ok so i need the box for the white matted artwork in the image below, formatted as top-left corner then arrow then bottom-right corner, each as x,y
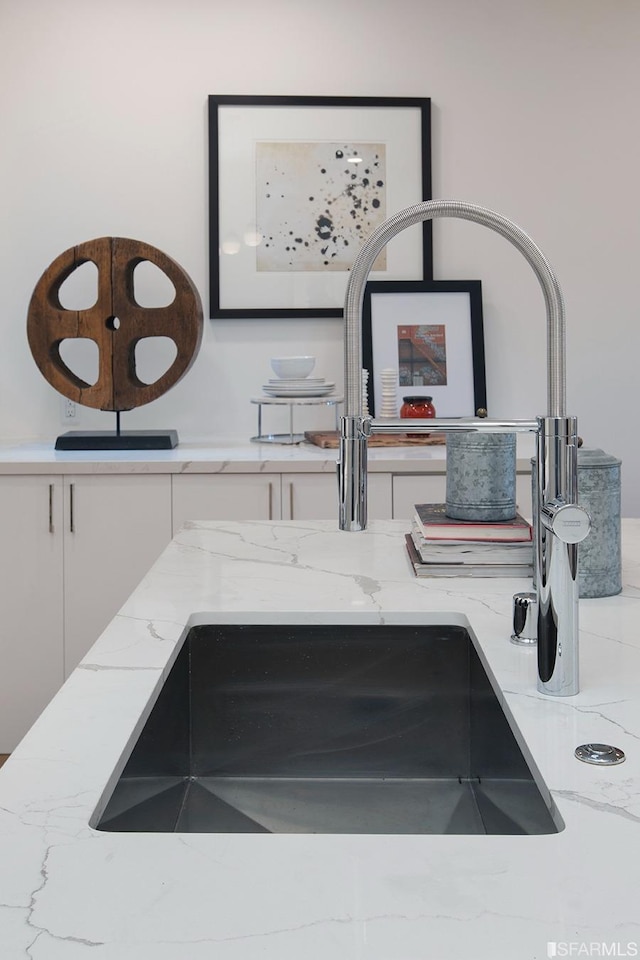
208,96 -> 432,318
256,141 -> 387,272
362,280 -> 487,418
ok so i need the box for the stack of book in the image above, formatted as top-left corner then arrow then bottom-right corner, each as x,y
406,502 -> 534,578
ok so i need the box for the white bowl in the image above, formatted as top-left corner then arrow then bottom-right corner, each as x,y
270,356 -> 316,379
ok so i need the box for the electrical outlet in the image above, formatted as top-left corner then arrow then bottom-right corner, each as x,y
61,397 -> 77,422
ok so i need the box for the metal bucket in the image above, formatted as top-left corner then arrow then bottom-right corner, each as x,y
446,432 -> 517,522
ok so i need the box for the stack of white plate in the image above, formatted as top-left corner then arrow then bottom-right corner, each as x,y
262,377 -> 336,398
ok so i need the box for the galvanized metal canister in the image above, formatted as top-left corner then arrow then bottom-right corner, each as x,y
446,432 -> 517,522
531,446 -> 622,598
576,447 -> 622,597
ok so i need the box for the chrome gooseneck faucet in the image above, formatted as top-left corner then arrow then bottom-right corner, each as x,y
338,200 -> 590,696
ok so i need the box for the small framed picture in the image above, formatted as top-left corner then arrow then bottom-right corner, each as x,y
362,280 -> 487,417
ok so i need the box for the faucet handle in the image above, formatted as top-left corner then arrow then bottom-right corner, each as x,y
540,500 -> 591,544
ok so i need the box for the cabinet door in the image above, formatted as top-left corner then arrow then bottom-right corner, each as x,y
516,470 -> 533,521
282,472 -> 393,520
392,474 -> 447,520
0,476 -> 64,751
171,474 -> 281,535
63,475 -> 172,675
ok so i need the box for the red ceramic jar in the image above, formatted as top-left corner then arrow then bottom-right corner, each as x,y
400,396 -> 436,437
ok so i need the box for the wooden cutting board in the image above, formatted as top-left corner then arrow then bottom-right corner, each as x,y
305,431 -> 446,448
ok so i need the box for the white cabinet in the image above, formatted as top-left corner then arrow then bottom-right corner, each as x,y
0,474 -> 172,750
62,475 -> 172,674
0,476 -> 64,752
172,472 -> 394,527
281,472 -> 393,520
172,474 -> 281,535
515,472 -> 533,521
392,474 -> 447,520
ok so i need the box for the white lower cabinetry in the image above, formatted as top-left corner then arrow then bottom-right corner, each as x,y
281,472 -> 393,520
392,474 -> 448,519
172,474 -> 282,534
0,475 -> 64,752
172,472 -> 394,528
62,475 -> 172,675
0,474 -> 172,750
0,451 -> 533,751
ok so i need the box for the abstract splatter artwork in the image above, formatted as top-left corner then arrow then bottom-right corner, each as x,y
397,324 -> 448,387
256,142 -> 387,272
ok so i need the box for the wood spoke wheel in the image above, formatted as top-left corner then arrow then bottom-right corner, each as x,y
27,237 -> 204,411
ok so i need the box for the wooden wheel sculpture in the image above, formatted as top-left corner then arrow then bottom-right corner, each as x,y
27,236 -> 203,413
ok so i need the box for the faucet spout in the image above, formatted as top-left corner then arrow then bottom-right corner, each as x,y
343,200 -> 566,420
338,200 -> 589,696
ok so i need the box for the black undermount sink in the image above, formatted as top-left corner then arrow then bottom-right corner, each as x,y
95,623 -> 560,836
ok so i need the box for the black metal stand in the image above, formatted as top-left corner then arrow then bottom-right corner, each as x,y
55,412 -> 179,450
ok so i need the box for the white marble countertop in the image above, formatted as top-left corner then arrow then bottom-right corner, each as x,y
0,437 -> 537,475
1,518 -> 639,958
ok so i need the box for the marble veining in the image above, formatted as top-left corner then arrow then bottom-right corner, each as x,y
0,519 -> 639,957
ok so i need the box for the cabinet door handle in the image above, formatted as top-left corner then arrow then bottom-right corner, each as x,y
268,481 -> 273,521
288,481 -> 294,520
69,483 -> 75,533
49,483 -> 54,533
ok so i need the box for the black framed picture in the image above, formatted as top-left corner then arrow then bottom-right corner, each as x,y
362,280 -> 487,418
208,95 -> 432,319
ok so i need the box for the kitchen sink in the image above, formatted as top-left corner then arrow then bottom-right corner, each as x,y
95,623 -> 560,835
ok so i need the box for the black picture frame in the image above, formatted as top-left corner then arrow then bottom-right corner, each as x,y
208,95 -> 432,319
362,280 -> 487,418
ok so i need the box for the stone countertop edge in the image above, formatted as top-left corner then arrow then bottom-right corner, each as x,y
0,438 -> 537,474
0,517 -> 638,959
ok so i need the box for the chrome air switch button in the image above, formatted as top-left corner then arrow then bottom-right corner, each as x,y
511,592 -> 538,645
575,743 -> 626,765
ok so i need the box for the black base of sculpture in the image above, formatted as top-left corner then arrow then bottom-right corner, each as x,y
55,430 -> 179,451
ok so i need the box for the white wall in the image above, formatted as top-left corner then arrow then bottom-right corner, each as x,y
1,0 -> 639,509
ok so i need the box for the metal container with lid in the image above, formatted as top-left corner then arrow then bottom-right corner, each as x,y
576,446 -> 622,598
532,446 -> 621,598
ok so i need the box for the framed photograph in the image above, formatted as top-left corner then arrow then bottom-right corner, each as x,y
362,280 -> 487,418
208,95 -> 432,318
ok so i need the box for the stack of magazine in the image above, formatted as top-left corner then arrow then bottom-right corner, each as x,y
406,502 -> 534,578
